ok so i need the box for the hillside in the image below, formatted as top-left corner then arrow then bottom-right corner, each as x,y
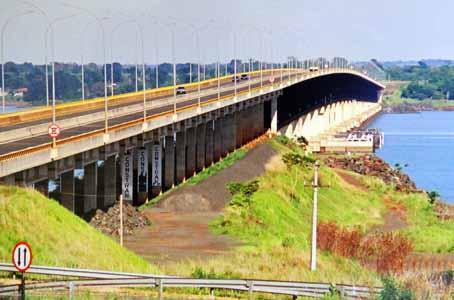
158,137 -> 453,294
0,185 -> 157,273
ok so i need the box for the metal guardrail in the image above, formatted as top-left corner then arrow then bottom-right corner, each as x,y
0,263 -> 381,299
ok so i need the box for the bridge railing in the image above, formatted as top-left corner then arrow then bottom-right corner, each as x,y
0,263 -> 381,299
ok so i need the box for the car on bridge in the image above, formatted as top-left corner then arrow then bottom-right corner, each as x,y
231,76 -> 241,82
309,67 -> 319,72
176,86 -> 186,95
240,74 -> 249,80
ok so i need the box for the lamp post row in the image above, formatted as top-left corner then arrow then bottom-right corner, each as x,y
1,8 -> 331,137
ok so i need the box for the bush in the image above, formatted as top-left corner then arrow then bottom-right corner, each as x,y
379,277 -> 414,300
426,190 -> 440,205
276,135 -> 290,145
317,222 -> 413,274
227,180 -> 259,209
282,152 -> 316,170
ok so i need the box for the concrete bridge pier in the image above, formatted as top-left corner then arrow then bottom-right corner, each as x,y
270,97 -> 278,133
164,132 -> 175,190
103,155 -> 117,208
205,120 -> 214,166
175,129 -> 186,184
60,170 -> 75,212
83,162 -> 98,215
185,126 -> 197,178
196,121 -> 206,172
213,117 -> 223,161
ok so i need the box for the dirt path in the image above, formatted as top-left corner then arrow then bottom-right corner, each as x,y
124,142 -> 278,265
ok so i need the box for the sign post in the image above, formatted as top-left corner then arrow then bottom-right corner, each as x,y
12,242 -> 33,300
48,123 -> 61,138
48,123 -> 61,148
121,151 -> 133,202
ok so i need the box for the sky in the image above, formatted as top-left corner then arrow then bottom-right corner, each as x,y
0,0 -> 453,64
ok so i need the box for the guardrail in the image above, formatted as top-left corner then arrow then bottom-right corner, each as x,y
0,263 -> 381,299
0,68 -> 384,177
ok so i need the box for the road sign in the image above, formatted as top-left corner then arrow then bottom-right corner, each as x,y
48,124 -> 61,138
12,242 -> 33,273
269,76 -> 275,83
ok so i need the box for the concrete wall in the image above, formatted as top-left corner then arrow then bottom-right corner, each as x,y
278,100 -> 382,152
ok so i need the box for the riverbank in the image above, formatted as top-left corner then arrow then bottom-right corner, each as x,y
369,111 -> 454,204
382,89 -> 454,113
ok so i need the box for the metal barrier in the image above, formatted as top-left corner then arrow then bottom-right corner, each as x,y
0,263 -> 381,299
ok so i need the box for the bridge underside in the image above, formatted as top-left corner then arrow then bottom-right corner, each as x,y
276,73 -> 382,127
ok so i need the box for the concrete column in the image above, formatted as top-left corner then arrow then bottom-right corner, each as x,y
34,179 -> 49,197
270,97 -> 278,133
84,162 -> 97,215
235,110 -> 244,149
186,127 -> 196,178
175,131 -> 186,184
104,155 -> 117,207
196,122 -> 206,172
213,117 -> 223,162
205,120 -> 214,166
60,170 -> 75,212
228,113 -> 237,153
220,115 -> 231,156
164,135 -> 175,190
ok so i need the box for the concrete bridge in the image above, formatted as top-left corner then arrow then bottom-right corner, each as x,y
0,67 -> 384,217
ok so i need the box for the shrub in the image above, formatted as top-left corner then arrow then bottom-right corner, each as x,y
282,152 -> 316,170
426,190 -> 440,205
227,180 -> 259,210
359,233 -> 413,274
316,222 -> 413,274
276,135 -> 290,145
379,277 -> 414,300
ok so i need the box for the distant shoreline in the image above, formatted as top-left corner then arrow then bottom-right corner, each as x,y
383,102 -> 454,113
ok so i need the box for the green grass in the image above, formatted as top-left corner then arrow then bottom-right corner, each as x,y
384,89 -> 454,108
361,175 -> 454,254
211,141 -> 385,251
0,185 -> 157,273
140,149 -> 247,210
173,137 -> 454,285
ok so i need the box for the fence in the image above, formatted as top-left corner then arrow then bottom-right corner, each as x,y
0,263 -> 381,299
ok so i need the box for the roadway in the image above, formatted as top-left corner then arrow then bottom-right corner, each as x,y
0,71 -> 296,156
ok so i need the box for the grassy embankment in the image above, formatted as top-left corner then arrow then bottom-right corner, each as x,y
141,148 -> 247,209
384,85 -> 454,108
0,185 -> 157,273
160,137 -> 454,286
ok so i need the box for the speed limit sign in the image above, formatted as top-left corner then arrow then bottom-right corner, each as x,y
48,123 -> 61,138
12,242 -> 33,273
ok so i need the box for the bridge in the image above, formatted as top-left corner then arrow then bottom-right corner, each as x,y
0,66 -> 384,217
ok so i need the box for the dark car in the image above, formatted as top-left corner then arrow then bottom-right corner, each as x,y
240,74 -> 249,80
176,86 -> 186,95
231,76 -> 241,82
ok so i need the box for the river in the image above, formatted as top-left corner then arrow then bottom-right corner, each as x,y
368,111 -> 454,204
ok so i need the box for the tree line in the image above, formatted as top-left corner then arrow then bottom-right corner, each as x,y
387,62 -> 454,100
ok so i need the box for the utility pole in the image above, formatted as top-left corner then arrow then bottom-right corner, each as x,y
310,161 -> 320,271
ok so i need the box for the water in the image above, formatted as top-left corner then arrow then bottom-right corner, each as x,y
368,111 -> 454,203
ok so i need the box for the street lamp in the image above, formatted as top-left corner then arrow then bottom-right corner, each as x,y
19,0 -> 51,107
62,3 -> 109,134
149,15 -> 160,90
110,19 -> 138,97
1,9 -> 35,113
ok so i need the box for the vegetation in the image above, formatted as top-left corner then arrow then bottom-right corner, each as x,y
0,185 -> 156,273
317,222 -> 413,274
141,149 -> 247,210
386,64 -> 454,100
155,137 -> 454,287
0,60 -> 256,105
379,278 -> 414,300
